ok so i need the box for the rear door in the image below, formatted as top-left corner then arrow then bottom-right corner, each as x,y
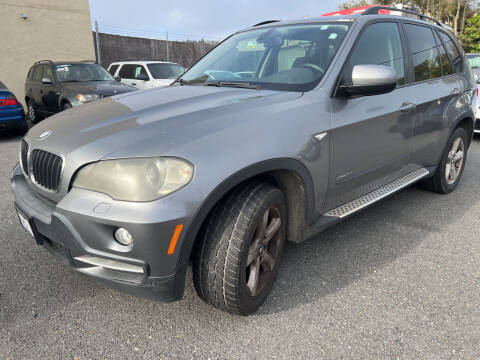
328,21 -> 416,210
403,23 -> 462,166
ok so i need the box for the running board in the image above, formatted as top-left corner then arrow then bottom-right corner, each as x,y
300,167 -> 430,242
325,167 -> 429,219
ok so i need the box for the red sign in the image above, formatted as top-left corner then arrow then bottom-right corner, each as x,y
322,5 -> 390,16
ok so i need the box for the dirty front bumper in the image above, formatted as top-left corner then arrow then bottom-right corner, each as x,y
10,163 -> 189,302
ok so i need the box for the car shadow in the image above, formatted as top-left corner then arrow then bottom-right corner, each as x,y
2,142 -> 480,325
254,157 -> 480,315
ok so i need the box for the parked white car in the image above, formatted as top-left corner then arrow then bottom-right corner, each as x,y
108,61 -> 185,89
466,54 -> 480,132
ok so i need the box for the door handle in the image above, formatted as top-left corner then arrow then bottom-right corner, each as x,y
400,102 -> 416,112
132,83 -> 136,86
451,88 -> 462,96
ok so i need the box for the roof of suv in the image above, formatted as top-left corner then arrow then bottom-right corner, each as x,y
109,61 -> 181,65
32,61 -> 98,67
243,12 -> 449,32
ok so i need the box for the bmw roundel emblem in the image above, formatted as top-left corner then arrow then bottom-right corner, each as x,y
38,130 -> 53,140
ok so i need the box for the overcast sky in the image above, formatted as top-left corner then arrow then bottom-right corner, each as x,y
89,0 -> 344,41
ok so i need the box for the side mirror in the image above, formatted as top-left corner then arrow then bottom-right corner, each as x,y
338,65 -> 397,97
42,77 -> 53,85
136,73 -> 149,81
114,76 -> 121,82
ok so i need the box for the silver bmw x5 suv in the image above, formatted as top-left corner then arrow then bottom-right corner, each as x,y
11,7 -> 476,315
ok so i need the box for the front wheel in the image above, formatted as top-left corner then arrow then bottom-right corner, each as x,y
421,126 -> 468,194
193,182 -> 286,315
62,102 -> 72,111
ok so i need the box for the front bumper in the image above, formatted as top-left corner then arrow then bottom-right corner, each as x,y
11,163 -> 188,302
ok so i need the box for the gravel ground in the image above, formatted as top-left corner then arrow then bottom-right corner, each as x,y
1,132 -> 480,359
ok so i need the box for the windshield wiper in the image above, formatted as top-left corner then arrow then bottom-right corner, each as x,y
204,81 -> 262,90
173,78 -> 191,85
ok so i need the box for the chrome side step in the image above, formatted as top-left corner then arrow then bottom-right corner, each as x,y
324,168 -> 429,219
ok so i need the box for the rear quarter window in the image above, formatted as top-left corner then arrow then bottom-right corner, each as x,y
438,31 -> 463,73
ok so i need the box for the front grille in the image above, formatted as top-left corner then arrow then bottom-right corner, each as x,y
20,139 -> 29,174
30,149 -> 63,191
475,120 -> 480,130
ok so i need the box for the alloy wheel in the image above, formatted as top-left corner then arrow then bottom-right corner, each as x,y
28,104 -> 35,122
246,206 -> 282,297
446,137 -> 464,185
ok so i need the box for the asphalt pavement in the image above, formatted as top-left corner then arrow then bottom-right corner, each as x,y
1,132 -> 480,359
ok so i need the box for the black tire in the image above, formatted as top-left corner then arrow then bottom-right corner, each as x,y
421,126 -> 468,194
27,100 -> 41,124
193,182 -> 287,315
62,102 -> 72,111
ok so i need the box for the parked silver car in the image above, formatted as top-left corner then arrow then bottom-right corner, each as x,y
11,7 -> 476,315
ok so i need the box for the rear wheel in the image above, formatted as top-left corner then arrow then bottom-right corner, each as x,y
27,100 -> 41,124
193,182 -> 286,315
421,126 -> 468,194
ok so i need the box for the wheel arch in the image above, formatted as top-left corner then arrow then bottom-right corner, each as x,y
454,115 -> 474,147
59,97 -> 71,108
177,158 -> 316,269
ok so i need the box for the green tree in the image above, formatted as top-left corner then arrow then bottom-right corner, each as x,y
462,14 -> 480,52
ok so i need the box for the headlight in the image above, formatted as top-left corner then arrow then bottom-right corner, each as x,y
76,94 -> 100,103
72,157 -> 194,201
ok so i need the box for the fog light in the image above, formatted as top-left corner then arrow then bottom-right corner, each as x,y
114,228 -> 133,246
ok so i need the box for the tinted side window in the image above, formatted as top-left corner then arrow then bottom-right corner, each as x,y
33,65 -> 43,82
404,24 -> 441,82
134,65 -> 148,78
109,64 -> 119,76
118,64 -> 147,79
119,64 -> 135,79
439,31 -> 463,73
348,22 -> 405,85
43,65 -> 54,81
435,31 -> 454,76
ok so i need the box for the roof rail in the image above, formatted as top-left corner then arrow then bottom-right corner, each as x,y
253,20 -> 280,27
363,6 -> 443,27
33,60 -> 54,66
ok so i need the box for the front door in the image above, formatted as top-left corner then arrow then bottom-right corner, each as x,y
40,65 -> 61,114
328,21 -> 416,210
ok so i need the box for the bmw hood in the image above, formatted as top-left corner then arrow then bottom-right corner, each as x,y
63,81 -> 135,97
25,85 -> 302,199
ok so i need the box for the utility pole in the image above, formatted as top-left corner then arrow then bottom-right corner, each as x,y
166,31 -> 169,62
95,20 -> 101,65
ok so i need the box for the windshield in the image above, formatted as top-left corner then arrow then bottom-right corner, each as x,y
180,23 -> 350,92
467,55 -> 480,69
147,63 -> 185,79
55,64 -> 114,82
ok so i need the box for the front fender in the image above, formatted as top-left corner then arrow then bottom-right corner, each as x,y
176,158 -> 316,269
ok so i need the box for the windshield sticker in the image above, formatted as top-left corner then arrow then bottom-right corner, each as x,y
247,41 -> 257,49
55,64 -> 72,72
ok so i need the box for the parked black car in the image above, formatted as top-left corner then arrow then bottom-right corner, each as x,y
25,60 -> 136,123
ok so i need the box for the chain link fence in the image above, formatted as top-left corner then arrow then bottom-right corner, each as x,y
93,31 -> 217,69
